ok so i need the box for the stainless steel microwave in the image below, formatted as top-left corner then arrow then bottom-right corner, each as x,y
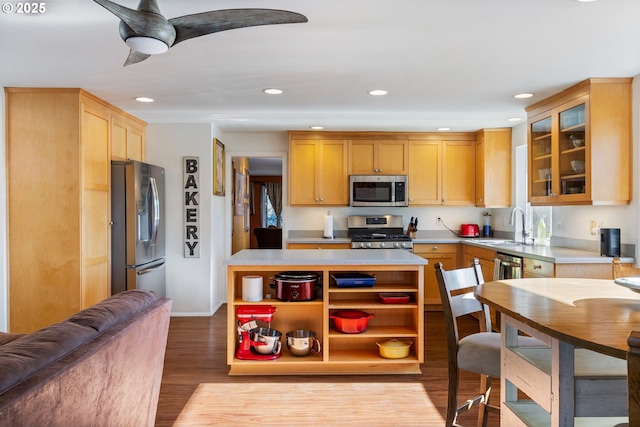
349,175 -> 408,207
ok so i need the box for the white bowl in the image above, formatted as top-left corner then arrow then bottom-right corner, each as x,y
570,160 -> 585,173
571,138 -> 585,148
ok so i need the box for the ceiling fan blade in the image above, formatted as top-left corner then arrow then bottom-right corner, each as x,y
93,0 -> 143,29
94,0 -> 174,40
124,49 -> 152,66
169,9 -> 308,46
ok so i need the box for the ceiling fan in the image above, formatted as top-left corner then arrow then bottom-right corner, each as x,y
93,0 -> 308,66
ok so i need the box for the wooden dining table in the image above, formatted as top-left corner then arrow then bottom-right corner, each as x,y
475,277 -> 640,426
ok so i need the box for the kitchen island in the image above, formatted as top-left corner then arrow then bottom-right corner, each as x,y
224,249 -> 427,375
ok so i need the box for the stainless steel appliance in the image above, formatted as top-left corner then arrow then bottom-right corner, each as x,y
348,215 -> 412,249
111,160 -> 166,297
494,252 -> 522,280
349,175 -> 408,207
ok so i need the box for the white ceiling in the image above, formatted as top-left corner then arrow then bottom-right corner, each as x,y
1,0 -> 639,133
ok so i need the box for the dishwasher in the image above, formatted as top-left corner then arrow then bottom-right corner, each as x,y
494,252 -> 522,280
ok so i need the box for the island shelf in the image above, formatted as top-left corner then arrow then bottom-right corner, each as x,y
225,249 -> 426,375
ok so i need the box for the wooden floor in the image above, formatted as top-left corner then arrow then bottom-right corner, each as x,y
155,306 -> 500,426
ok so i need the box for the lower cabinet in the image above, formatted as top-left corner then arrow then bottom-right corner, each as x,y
226,263 -> 424,375
463,244 -> 499,329
413,243 -> 458,309
525,257 -> 616,279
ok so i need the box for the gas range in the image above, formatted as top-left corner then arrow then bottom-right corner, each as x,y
348,215 -> 413,250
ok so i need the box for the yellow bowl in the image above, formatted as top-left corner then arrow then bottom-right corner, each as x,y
376,339 -> 413,359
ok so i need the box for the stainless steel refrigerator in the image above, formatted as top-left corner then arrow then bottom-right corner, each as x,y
111,160 -> 166,297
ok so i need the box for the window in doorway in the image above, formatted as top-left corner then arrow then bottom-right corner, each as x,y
261,185 -> 281,228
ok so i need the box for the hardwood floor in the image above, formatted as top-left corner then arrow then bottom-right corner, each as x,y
155,306 -> 500,426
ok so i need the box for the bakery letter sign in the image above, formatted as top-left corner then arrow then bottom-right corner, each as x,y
184,157 -> 200,258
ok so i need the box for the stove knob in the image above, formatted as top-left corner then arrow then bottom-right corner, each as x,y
401,242 -> 409,248
380,242 -> 386,248
393,242 -> 401,248
366,242 -> 372,248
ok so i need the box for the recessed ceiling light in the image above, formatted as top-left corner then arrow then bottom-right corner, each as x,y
368,89 -> 388,96
514,93 -> 533,99
310,126 -> 324,130
437,127 -> 450,131
135,97 -> 154,103
576,0 -> 597,2
507,117 -> 523,122
263,88 -> 283,95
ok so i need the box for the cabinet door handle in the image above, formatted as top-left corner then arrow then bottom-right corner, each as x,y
432,246 -> 438,251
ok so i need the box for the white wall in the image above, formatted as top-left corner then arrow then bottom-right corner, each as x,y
146,123 -> 227,315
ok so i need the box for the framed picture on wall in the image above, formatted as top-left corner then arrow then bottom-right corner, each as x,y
244,203 -> 250,231
213,138 -> 225,196
234,170 -> 245,216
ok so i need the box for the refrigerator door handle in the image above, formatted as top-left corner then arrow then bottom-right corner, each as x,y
137,260 -> 166,275
149,176 -> 160,246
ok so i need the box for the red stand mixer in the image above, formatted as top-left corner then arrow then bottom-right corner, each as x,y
236,305 -> 281,360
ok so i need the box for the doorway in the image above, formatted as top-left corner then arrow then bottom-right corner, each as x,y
231,156 -> 283,253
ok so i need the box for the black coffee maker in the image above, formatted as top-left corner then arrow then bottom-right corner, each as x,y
600,228 -> 620,257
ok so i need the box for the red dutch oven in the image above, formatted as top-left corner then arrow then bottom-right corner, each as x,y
330,310 -> 374,334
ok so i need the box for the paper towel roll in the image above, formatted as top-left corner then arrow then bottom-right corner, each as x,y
323,211 -> 334,238
242,276 -> 263,302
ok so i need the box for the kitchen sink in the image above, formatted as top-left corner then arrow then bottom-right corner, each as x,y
476,239 -> 518,245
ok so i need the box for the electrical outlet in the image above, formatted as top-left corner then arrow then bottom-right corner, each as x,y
436,217 -> 442,225
557,220 -> 566,231
589,220 -> 597,235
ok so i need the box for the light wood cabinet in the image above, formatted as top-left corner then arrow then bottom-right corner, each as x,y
5,88 -> 146,333
289,138 -> 348,205
475,128 -> 512,208
462,244 -> 498,328
348,139 -> 408,174
111,111 -> 146,161
413,243 -> 458,309
226,261 -> 424,375
526,78 -> 631,206
408,139 -> 475,205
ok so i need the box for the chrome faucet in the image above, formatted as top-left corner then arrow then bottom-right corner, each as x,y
509,206 -> 531,244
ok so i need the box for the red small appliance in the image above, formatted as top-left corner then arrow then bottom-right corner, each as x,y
460,224 -> 480,237
236,305 -> 281,360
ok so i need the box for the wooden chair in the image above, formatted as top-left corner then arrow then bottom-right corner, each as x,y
613,257 -> 640,279
434,259 -> 540,427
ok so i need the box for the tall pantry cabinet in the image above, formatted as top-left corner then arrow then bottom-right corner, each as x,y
5,88 -> 146,333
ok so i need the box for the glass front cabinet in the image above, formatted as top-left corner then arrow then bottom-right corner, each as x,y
526,78 -> 631,206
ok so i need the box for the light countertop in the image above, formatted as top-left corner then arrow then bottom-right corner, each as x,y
285,236 -> 634,265
224,248 -> 428,266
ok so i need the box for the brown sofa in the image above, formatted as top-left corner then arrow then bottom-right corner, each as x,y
0,289 -> 172,427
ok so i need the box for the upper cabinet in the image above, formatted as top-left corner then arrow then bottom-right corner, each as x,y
348,139 -> 408,174
408,137 -> 476,206
526,78 -> 631,206
111,111 -> 146,162
289,136 -> 349,205
475,128 -> 512,208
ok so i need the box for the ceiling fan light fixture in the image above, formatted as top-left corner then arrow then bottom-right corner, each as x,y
125,36 -> 169,55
